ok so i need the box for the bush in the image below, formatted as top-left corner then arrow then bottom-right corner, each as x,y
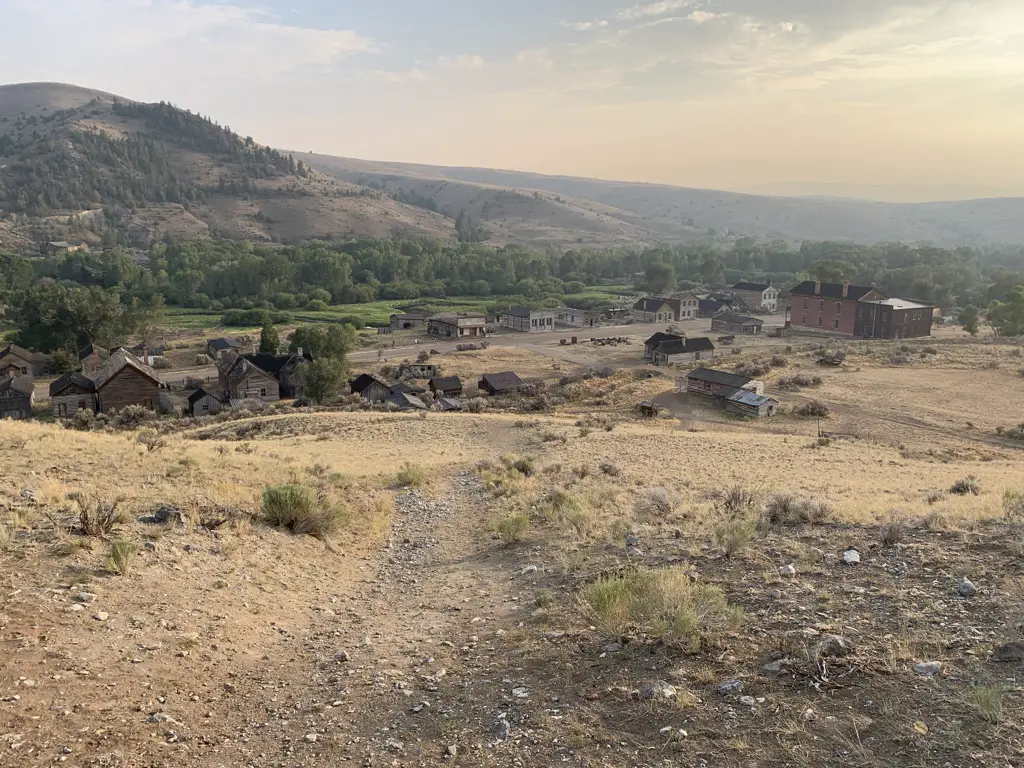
497,512 -> 530,544
70,409 -> 96,431
713,518 -> 756,557
261,484 -> 345,539
636,486 -> 678,518
510,456 -> 536,477
769,355 -> 789,368
879,512 -> 908,547
136,430 -> 167,452
77,496 -> 121,536
777,374 -> 822,390
950,476 -> 980,496
888,354 -> 911,365
466,398 -> 485,413
195,354 -> 211,366
581,568 -> 743,650
714,486 -> 759,517
395,462 -> 428,488
115,404 -> 151,429
760,494 -> 833,527
107,539 -> 139,575
306,299 -> 329,312
1002,490 -> 1024,520
599,462 -> 620,477
795,400 -> 830,418
151,357 -> 171,369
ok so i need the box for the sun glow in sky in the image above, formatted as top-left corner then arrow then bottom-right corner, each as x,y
3,0 -> 1024,200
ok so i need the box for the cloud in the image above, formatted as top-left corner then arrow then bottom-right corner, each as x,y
436,53 -> 485,71
618,0 -> 697,21
516,49 -> 555,69
561,19 -> 610,31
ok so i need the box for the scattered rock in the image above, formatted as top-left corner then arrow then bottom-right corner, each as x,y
304,734 -> 318,743
73,592 -> 97,604
769,588 -> 783,600
992,642 -> 1024,662
815,634 -> 854,658
914,661 -> 942,677
519,565 -> 538,576
761,660 -> 787,675
511,686 -> 529,698
843,585 -> 866,595
67,604 -> 84,613
779,564 -> 796,577
411,701 -> 429,713
639,681 -> 677,701
601,642 -> 622,654
490,715 -> 512,741
148,713 -> 179,724
21,680 -> 36,688
957,576 -> 976,597
93,612 -> 109,622
151,505 -> 184,525
716,680 -> 743,695
334,650 -> 351,663
445,745 -> 458,759
842,549 -> 861,565
739,695 -> 756,707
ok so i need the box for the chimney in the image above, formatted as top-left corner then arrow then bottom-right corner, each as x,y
814,281 -> 821,295
842,280 -> 849,298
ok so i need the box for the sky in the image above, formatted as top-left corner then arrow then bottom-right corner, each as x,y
3,0 -> 1024,201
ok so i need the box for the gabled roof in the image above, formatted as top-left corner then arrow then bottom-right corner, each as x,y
699,298 -> 729,313
656,337 -> 716,356
93,349 -> 161,390
187,387 -> 219,406
479,371 -> 523,392
391,312 -> 427,320
387,392 -> 427,410
686,367 -> 753,388
727,389 -> 778,407
437,397 -> 462,411
633,297 -> 672,313
207,337 -> 242,351
713,311 -> 763,326
0,343 -> 48,364
50,371 -> 96,397
0,376 -> 34,397
733,281 -> 772,293
789,281 -> 882,300
501,306 -> 534,318
430,312 -> 486,324
644,332 -> 683,348
350,373 -> 391,393
241,352 -> 311,376
390,381 -> 426,396
78,343 -> 109,361
430,375 -> 463,392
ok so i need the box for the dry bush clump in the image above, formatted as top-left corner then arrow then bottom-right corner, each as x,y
77,496 -> 123,536
136,430 -> 167,452
115,404 -> 151,429
497,512 -> 530,545
1004,490 -> 1024,521
107,539 -> 139,575
635,486 -> 678,519
777,374 -> 823,390
760,494 -> 833,527
712,486 -> 759,518
395,462 -> 428,488
795,400 -> 830,418
879,512 -> 908,547
261,484 -> 346,539
713,518 -> 757,557
599,461 -> 620,477
581,568 -> 743,651
505,455 -> 536,477
950,476 -> 981,496
967,684 -> 1004,724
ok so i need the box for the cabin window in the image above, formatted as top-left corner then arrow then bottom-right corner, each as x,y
20,366 -> 27,375
203,403 -> 210,412
817,317 -> 823,328
833,318 -> 840,329
802,314 -> 807,324
58,403 -> 67,416
260,388 -> 267,397
836,302 -> 842,314
803,298 -> 808,309
819,300 -> 825,311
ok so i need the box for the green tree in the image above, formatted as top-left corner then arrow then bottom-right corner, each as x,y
958,304 -> 979,336
288,324 -> 355,361
987,286 -> 1024,337
644,262 -> 676,294
299,357 -> 346,404
259,322 -> 280,354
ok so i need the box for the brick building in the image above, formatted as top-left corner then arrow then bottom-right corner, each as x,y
788,281 -> 885,334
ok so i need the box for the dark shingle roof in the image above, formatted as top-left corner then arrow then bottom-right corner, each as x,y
93,349 -> 160,389
479,371 -> 523,392
437,397 -> 462,411
187,388 -> 218,407
50,371 -> 96,397
78,343 -> 109,361
789,281 -> 881,300
430,376 -> 462,392
732,282 -> 772,293
656,337 -> 716,356
634,297 -> 672,313
713,311 -> 763,326
350,373 -> 390,393
0,376 -> 34,397
699,298 -> 730,314
387,392 -> 427,410
390,381 -> 426,396
241,352 -> 311,376
502,306 -> 533,318
208,337 -> 242,351
644,332 -> 683,348
687,368 -> 753,388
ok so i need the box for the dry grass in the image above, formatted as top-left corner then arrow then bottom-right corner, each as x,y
395,462 -> 429,488
496,512 -> 530,545
967,684 -> 1004,724
106,539 -> 139,575
261,484 -> 347,539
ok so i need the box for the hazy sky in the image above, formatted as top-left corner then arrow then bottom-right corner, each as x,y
3,0 -> 1024,200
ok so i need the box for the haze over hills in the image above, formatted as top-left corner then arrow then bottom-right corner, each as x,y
0,82 -> 453,250
1,82 -> 1023,251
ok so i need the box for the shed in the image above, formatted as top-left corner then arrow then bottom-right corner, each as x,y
685,367 -> 764,398
479,371 -> 523,396
93,349 -> 162,413
429,375 -> 463,397
436,397 -> 463,412
390,313 -> 427,331
50,371 -> 98,417
387,392 -> 427,411
78,343 -> 110,375
207,337 -> 242,359
390,381 -> 427,396
188,387 -> 224,417
652,337 -> 715,366
398,362 -> 440,380
350,373 -> 393,403
0,376 -> 34,419
643,332 -> 682,360
711,312 -> 763,335
725,389 -> 779,419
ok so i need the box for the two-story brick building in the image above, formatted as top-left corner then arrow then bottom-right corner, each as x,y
854,298 -> 935,339
788,281 -> 886,335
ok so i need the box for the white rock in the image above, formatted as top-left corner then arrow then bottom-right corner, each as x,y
93,612 -> 109,622
639,681 -> 677,700
957,576 -> 976,597
511,686 -> 528,698
739,695 -> 756,707
842,549 -> 861,565
304,733 -> 318,743
779,564 -> 796,577
914,661 -> 942,677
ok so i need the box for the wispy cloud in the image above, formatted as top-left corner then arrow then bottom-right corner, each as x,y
618,0 -> 697,21
437,53 -> 485,71
561,19 -> 610,31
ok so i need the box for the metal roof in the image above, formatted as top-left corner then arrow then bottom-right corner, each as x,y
686,367 -> 753,388
726,389 -> 777,407
860,298 -> 932,310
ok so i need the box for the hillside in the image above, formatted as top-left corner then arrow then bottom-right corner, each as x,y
307,155 -> 1024,247
0,83 -> 454,250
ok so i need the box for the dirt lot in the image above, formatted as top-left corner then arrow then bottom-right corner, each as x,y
2,337 -> 1022,767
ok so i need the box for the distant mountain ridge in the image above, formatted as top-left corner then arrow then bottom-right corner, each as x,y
304,155 -> 1024,247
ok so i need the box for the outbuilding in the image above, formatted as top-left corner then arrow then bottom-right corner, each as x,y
724,389 -> 778,419
711,312 -> 764,335
652,337 -> 716,366
350,373 -> 393,403
50,371 -> 98,418
188,387 -> 224,417
478,371 -> 523,396
0,376 -> 34,419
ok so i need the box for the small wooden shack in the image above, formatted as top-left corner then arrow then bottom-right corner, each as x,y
387,392 -> 428,411
0,376 -> 34,419
399,362 -> 440,380
652,337 -> 716,366
643,332 -> 682,360
479,371 -> 523,396
350,373 -> 392,403
685,368 -> 764,398
50,371 -> 98,417
711,311 -> 763,335
188,387 -> 224,417
725,389 -> 778,419
94,350 -> 162,413
429,376 -> 463,397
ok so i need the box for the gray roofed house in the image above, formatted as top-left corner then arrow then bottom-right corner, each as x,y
498,306 -> 555,333
429,375 -> 463,396
436,397 -> 463,412
643,332 -> 682,359
187,387 -> 224,417
50,371 -> 98,418
207,337 -> 243,359
652,337 -> 716,366
0,375 -> 34,420
711,311 -> 764,334
387,391 -> 427,410
478,371 -> 523,395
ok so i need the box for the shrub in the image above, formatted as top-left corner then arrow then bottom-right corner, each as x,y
599,462 -> 620,477
261,484 -> 345,539
777,374 -> 823,390
1003,490 -> 1024,521
879,512 -> 908,547
510,456 -> 536,477
950,476 -> 981,496
967,684 -> 1004,724
77,497 -> 121,536
497,512 -> 530,544
151,357 -> 171,369
136,430 -> 167,452
770,355 -> 789,368
795,400 -> 830,418
581,568 -> 743,650
636,486 -> 678,518
922,346 -> 938,355
306,299 -> 329,311
395,462 -> 428,488
195,354 -> 210,366
888,354 -> 911,365
761,494 -> 832,527
466,398 -> 485,413
715,486 -> 759,517
71,409 -> 96,431
115,404 -> 151,429
107,539 -> 139,575
713,518 -> 756,557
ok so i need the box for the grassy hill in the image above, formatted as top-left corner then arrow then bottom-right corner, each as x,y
307,155 -> 1024,247
0,83 -> 454,250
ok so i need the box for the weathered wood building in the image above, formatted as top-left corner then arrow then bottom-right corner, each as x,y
685,368 -> 765,398
632,298 -> 676,323
207,337 -> 243,360
350,373 -> 392,403
711,312 -> 764,335
390,313 -> 427,331
0,344 -> 53,380
427,312 -> 487,338
643,332 -> 682,360
94,350 -> 163,413
219,356 -> 280,402
724,389 -> 779,419
479,371 -> 523,396
429,376 -> 463,397
399,362 -> 440,380
78,344 -> 110,375
498,307 -> 556,333
188,388 -> 224,417
731,281 -> 780,313
552,307 -> 598,327
50,372 -> 98,417
0,376 -> 34,419
652,337 -> 715,366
